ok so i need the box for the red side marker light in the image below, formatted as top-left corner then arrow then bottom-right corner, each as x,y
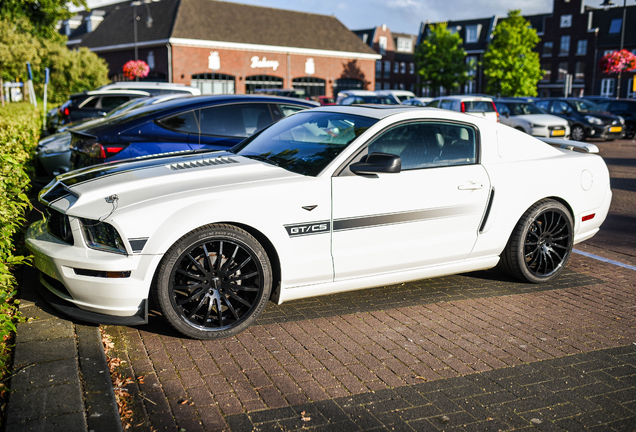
582,214 -> 595,222
461,102 -> 466,113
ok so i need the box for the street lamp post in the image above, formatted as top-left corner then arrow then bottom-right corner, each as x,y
131,0 -> 154,77
600,0 -> 631,98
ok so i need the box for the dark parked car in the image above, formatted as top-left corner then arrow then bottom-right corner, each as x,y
69,95 -> 318,170
596,99 -> 636,139
534,98 -> 624,141
47,90 -> 150,133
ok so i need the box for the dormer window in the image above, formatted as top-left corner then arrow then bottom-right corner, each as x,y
396,37 -> 413,52
379,36 -> 387,54
465,25 -> 482,43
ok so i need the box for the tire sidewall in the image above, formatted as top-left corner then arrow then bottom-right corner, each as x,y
155,225 -> 272,339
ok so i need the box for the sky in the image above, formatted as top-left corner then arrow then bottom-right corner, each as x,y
78,0 -> 554,34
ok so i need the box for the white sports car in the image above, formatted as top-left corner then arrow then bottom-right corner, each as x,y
26,106 -> 611,339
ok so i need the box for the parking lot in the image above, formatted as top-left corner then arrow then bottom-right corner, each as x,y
9,138 -> 636,431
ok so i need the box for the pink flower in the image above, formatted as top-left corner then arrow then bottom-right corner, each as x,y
599,49 -> 636,74
123,60 -> 150,80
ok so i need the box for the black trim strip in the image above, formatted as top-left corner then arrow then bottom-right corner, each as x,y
479,188 -> 495,233
128,238 -> 149,253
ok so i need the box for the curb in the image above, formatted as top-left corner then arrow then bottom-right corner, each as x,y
5,265 -> 122,432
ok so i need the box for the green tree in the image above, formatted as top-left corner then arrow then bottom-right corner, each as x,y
482,10 -> 543,97
0,0 -> 86,39
414,23 -> 468,96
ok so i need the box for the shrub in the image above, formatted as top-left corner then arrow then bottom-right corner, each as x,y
0,102 -> 39,379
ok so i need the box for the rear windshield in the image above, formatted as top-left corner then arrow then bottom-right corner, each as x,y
464,101 -> 495,113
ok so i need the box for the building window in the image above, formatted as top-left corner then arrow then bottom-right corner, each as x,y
399,83 -> 405,90
400,62 -> 406,74
396,37 -> 413,52
557,62 -> 568,81
601,78 -> 615,97
393,62 -> 399,73
409,62 -> 415,74
464,80 -> 475,94
384,82 -> 391,89
560,36 -> 570,55
333,78 -> 363,95
576,40 -> 587,56
244,75 -> 283,94
465,24 -> 481,43
574,62 -> 585,81
628,78 -> 635,98
375,82 -> 381,90
466,56 -> 478,76
384,61 -> 390,78
543,42 -> 553,56
542,63 -> 552,82
292,77 -> 326,97
560,15 -> 572,28
191,73 -> 236,95
604,50 -> 614,57
379,36 -> 387,54
361,33 -> 368,44
376,61 -> 381,78
609,18 -> 622,34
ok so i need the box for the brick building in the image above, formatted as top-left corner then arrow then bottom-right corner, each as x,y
352,25 -> 418,94
64,0 -> 380,97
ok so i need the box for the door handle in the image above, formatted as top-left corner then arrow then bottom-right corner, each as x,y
458,182 -> 484,191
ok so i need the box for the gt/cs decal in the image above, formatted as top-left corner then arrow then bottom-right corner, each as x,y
285,221 -> 330,237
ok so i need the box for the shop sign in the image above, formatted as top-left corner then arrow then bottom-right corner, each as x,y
208,51 -> 221,71
250,56 -> 280,71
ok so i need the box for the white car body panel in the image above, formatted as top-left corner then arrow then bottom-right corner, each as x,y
499,113 -> 571,138
26,106 -> 611,325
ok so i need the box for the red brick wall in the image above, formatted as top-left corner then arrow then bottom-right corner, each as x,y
171,45 -> 376,96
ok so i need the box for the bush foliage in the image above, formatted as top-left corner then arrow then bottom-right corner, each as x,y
0,102 -> 39,378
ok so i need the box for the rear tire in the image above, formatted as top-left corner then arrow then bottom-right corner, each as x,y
499,200 -> 573,283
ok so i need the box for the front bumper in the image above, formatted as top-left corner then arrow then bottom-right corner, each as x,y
26,219 -> 162,323
588,124 -> 623,140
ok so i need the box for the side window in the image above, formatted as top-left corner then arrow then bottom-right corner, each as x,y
440,100 -> 454,110
496,104 -> 510,116
99,96 -> 133,110
79,97 -> 99,109
279,104 -> 306,117
199,104 -> 272,137
367,122 -> 476,170
427,100 -> 440,108
552,101 -> 571,114
535,101 -> 550,111
157,110 -> 200,133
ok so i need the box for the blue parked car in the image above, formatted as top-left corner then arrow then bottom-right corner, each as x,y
69,95 -> 318,170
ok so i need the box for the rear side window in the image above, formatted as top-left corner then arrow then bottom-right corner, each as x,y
199,104 -> 272,137
440,100 -> 454,110
157,110 -> 200,133
279,104 -> 307,117
463,101 -> 495,112
535,100 -> 550,110
427,100 -> 440,108
100,96 -> 133,110
79,97 -> 99,109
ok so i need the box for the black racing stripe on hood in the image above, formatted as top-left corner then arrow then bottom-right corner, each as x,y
59,150 -> 231,187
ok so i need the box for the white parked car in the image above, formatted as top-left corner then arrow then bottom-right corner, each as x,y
97,81 -> 201,96
495,100 -> 570,139
27,106 -> 611,339
428,95 -> 499,122
402,97 -> 434,107
376,90 -> 416,104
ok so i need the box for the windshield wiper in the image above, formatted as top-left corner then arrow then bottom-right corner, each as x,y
244,154 -> 280,167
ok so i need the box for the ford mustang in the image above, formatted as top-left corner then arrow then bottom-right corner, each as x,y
26,106 -> 611,339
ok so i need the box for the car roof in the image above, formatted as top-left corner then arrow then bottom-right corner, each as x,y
307,104 -> 448,120
338,90 -> 377,96
71,89 -> 151,97
431,95 -> 493,101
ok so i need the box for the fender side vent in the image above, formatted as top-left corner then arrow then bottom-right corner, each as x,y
479,188 -> 495,233
169,156 -> 238,171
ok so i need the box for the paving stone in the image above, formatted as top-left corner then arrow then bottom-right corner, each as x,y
6,382 -> 84,424
15,319 -> 74,344
12,337 -> 77,368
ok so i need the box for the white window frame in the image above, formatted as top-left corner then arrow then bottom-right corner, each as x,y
409,62 -> 415,74
400,62 -> 406,74
601,78 -> 615,97
464,80 -> 475,94
576,40 -> 587,56
379,36 -> 387,54
560,35 -> 570,56
543,42 -> 553,56
466,55 -> 478,76
393,62 -> 399,73
560,15 -> 572,28
396,37 -> 413,53
465,24 -> 481,43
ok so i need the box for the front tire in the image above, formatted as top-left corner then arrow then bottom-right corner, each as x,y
499,200 -> 573,283
571,125 -> 586,141
154,224 -> 272,339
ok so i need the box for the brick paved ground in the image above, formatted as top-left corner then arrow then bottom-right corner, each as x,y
85,138 -> 636,431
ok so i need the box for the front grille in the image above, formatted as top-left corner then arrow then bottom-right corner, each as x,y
46,208 -> 74,244
548,126 -> 565,131
42,273 -> 72,298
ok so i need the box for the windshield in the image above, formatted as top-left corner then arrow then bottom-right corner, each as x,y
571,100 -> 604,113
106,98 -> 146,117
231,111 -> 378,176
505,103 -> 545,115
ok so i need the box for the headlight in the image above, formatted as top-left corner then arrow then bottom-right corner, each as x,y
618,116 -> 625,125
529,123 -> 545,128
42,134 -> 72,154
585,116 -> 603,126
80,218 -> 127,255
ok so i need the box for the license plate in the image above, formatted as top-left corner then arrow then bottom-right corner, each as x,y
610,126 -> 622,133
551,130 -> 565,137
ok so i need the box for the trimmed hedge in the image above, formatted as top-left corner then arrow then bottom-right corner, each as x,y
0,102 -> 39,378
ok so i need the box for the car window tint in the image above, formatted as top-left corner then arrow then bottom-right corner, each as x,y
199,103 -> 272,137
464,101 -> 495,112
535,101 -> 550,111
610,101 -> 630,111
496,103 -> 510,116
79,97 -> 99,109
427,100 -> 439,108
368,122 -> 477,170
440,100 -> 454,110
279,104 -> 306,117
551,101 -> 570,114
100,96 -> 133,110
157,110 -> 200,133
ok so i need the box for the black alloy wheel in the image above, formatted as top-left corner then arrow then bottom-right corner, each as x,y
571,125 -> 586,141
624,122 -> 635,140
155,224 -> 272,339
499,200 -> 573,283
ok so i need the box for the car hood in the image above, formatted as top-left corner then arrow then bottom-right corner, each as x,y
40,151 -> 300,217
511,114 -> 568,126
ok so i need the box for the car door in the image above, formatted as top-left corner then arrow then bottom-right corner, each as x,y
189,103 -> 274,150
331,120 -> 491,280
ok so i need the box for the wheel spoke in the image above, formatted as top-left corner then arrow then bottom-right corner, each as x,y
230,271 -> 259,282
215,242 -> 224,271
227,290 -> 252,308
176,269 -> 205,281
173,282 -> 204,291
229,283 -> 259,292
228,256 -> 252,276
222,293 -> 240,319
215,297 -> 224,327
202,243 -> 214,272
221,244 -> 240,272
202,296 -> 214,325
177,288 -> 205,305
187,294 -> 208,319
187,254 -> 207,274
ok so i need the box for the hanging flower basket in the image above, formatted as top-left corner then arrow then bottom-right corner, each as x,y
123,60 -> 150,80
599,49 -> 636,75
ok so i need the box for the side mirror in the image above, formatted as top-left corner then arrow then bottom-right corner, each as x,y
350,152 -> 401,175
